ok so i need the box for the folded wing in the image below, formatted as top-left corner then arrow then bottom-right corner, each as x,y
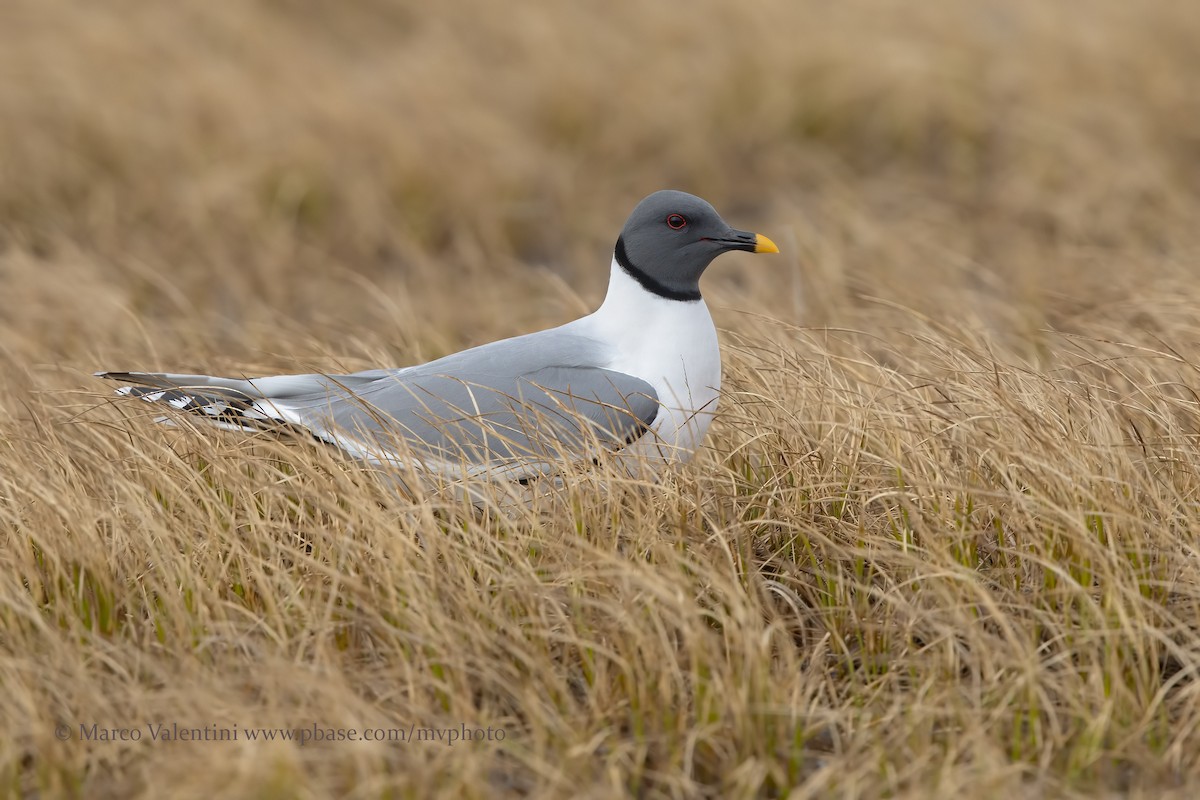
273,366 -> 659,474
98,331 -> 660,479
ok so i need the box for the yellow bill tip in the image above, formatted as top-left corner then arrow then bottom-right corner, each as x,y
754,233 -> 780,254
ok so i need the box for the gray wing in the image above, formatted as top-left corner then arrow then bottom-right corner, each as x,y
98,328 -> 661,476
274,366 -> 660,472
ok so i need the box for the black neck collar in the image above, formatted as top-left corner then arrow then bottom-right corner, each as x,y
614,237 -> 701,302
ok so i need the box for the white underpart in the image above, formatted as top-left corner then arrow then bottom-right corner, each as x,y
567,256 -> 721,468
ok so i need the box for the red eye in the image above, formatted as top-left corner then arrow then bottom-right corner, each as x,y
666,214 -> 687,229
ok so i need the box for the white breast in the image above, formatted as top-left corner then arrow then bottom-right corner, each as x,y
571,259 -> 722,465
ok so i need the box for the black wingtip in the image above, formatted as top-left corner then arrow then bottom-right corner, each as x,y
95,371 -> 145,383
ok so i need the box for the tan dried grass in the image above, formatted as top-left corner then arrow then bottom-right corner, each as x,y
3,1 -> 1200,797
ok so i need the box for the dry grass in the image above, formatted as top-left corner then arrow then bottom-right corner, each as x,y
3,0 -> 1200,797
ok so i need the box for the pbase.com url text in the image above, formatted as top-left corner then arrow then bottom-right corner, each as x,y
66,721 -> 506,746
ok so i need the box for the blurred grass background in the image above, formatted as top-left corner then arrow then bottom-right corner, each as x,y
3,0 -> 1200,797
4,0 -> 1197,372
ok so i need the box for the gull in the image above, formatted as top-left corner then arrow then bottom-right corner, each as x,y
97,190 -> 778,486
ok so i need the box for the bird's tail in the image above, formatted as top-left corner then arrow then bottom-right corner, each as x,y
95,371 -> 291,434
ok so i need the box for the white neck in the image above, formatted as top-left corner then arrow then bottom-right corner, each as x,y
590,256 -> 703,330
577,255 -> 718,378
576,255 -> 722,459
